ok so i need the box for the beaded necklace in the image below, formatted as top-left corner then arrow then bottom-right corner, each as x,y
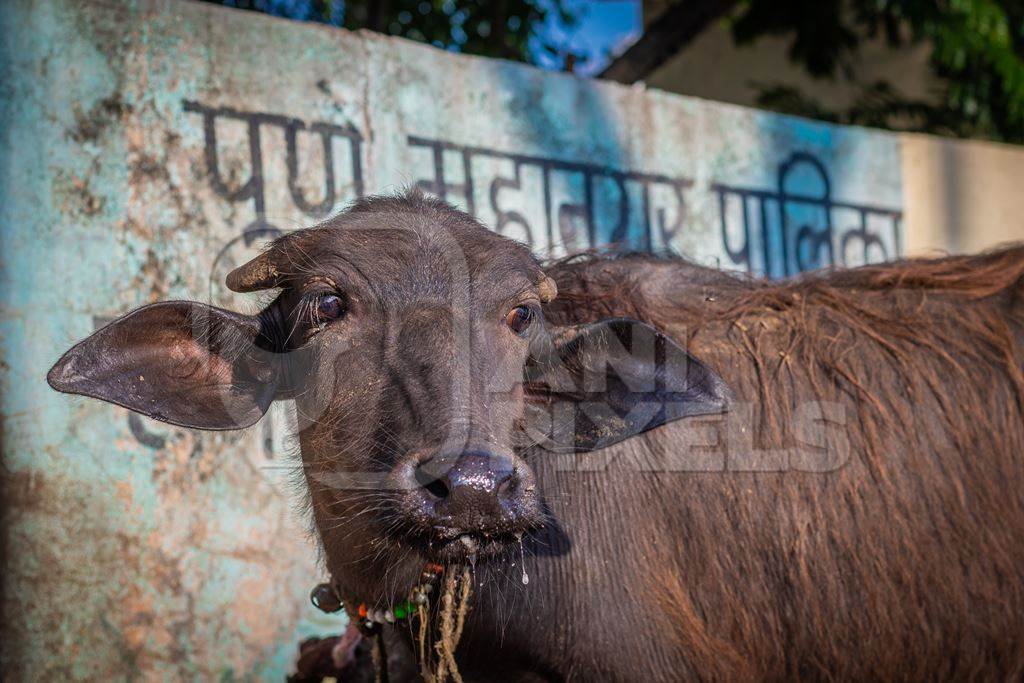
309,562 -> 450,682
310,562 -> 444,627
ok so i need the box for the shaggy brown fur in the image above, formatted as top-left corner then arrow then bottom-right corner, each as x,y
540,246 -> 1024,680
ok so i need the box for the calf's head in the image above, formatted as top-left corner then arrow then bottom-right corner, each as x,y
48,193 -> 730,579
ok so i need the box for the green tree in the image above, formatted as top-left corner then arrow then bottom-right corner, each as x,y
731,0 -> 1024,143
202,0 -> 581,67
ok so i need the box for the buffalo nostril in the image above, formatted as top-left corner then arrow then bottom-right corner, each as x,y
423,477 -> 449,501
495,470 -> 516,498
414,461 -> 450,501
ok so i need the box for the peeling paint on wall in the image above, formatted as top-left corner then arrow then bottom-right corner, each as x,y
0,0 -> 904,678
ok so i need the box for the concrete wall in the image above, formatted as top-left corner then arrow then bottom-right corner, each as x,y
901,134 -> 1024,256
0,0 -> 1006,679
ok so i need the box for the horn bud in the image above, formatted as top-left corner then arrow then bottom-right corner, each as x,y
226,252 -> 283,293
538,276 -> 558,303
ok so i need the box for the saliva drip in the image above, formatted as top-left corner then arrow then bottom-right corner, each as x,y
517,533 -> 529,585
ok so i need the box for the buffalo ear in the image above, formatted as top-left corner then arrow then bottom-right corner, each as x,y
47,301 -> 281,430
522,318 -> 731,452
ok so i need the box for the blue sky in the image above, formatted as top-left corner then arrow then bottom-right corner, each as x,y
531,0 -> 642,76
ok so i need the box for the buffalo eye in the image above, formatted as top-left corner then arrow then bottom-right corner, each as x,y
314,294 -> 346,322
506,305 -> 534,335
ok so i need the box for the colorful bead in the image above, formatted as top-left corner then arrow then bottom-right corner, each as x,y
357,603 -> 367,618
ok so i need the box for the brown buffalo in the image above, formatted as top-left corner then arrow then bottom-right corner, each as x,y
49,192 -> 1024,681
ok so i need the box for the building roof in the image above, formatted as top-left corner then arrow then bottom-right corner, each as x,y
599,0 -> 739,84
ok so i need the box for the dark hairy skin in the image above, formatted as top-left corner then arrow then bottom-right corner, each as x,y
48,192 -> 1024,681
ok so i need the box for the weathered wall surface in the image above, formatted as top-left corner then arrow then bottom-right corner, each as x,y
901,133 -> 1024,256
1,0 -> 907,679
